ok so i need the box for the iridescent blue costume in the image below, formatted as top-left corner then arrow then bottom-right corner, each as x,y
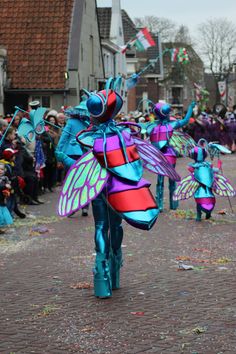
174,144 -> 235,221
146,101 -> 195,211
57,78 -> 180,298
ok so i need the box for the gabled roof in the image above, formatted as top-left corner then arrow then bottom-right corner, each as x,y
121,10 -> 137,43
97,8 -> 137,43
97,7 -> 111,40
0,0 -> 74,90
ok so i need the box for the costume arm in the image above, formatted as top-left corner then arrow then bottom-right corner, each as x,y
55,151 -> 75,168
172,101 -> 195,129
57,121 -> 72,153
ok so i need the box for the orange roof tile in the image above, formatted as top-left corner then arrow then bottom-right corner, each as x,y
0,0 -> 74,90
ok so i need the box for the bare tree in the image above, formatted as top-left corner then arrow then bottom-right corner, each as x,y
134,16 -> 177,42
198,18 -> 236,101
175,25 -> 192,45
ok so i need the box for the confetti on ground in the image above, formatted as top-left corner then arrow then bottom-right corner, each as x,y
179,326 -> 207,335
217,209 -> 227,215
70,282 -> 93,289
192,248 -> 212,254
176,256 -> 191,261
130,311 -> 145,316
14,216 -> 61,228
31,226 -> 49,234
192,326 -> 207,334
172,209 -> 195,219
178,262 -> 194,270
80,326 -> 94,333
37,304 -> 61,317
213,257 -> 232,264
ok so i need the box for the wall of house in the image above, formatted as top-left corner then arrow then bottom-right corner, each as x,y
0,49 -> 7,115
102,48 -> 116,78
78,0 -> 104,92
66,0 -> 104,107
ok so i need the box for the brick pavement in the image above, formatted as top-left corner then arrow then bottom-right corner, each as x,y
0,155 -> 236,354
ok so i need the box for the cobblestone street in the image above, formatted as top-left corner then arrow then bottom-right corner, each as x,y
0,155 -> 236,354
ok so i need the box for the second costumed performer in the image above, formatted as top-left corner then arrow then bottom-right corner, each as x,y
56,77 -> 180,298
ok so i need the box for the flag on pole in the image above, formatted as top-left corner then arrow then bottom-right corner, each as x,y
121,28 -> 156,54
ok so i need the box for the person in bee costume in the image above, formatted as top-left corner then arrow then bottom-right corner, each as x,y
173,141 -> 235,221
56,77 -> 180,298
145,101 -> 196,212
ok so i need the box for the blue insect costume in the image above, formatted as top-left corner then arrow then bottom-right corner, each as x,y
17,107 -> 47,143
173,143 -> 235,221
146,101 -> 195,211
57,100 -> 91,216
57,100 -> 90,160
57,77 -> 180,298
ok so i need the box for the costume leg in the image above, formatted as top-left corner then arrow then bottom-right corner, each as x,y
156,175 -> 164,212
196,204 -> 202,221
92,194 -> 112,298
169,178 -> 179,210
109,209 -> 123,290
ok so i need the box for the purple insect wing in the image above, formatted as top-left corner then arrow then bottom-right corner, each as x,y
58,151 -> 109,216
169,131 -> 196,156
133,137 -> 181,181
212,172 -> 236,197
173,175 -> 199,201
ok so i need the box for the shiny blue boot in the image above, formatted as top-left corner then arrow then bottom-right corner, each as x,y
93,253 -> 112,298
156,175 -> 164,212
169,180 -> 179,210
110,248 -> 123,290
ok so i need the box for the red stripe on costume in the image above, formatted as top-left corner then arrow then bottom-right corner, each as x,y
99,90 -> 117,122
108,188 -> 156,212
95,145 -> 140,167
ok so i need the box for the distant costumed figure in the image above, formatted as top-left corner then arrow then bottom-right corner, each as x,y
173,141 -> 235,221
56,77 -> 180,298
144,100 -> 196,212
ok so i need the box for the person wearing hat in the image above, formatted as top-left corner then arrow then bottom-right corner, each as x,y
0,127 -> 17,156
56,99 -> 90,216
28,101 -> 40,110
0,148 -> 26,218
0,162 -> 13,232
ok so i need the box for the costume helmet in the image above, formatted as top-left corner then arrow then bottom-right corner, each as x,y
189,146 -> 207,162
153,102 -> 171,120
85,77 -> 123,123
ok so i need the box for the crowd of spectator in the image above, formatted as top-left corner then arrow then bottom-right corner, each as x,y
0,106 -> 67,231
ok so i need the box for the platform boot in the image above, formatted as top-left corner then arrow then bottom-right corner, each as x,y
93,253 -> 112,298
110,248 -> 123,290
169,179 -> 179,210
156,175 -> 164,212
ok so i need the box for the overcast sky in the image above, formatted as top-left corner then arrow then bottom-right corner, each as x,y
97,0 -> 236,36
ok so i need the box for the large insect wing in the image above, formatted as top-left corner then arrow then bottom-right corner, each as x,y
58,151 -> 109,216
